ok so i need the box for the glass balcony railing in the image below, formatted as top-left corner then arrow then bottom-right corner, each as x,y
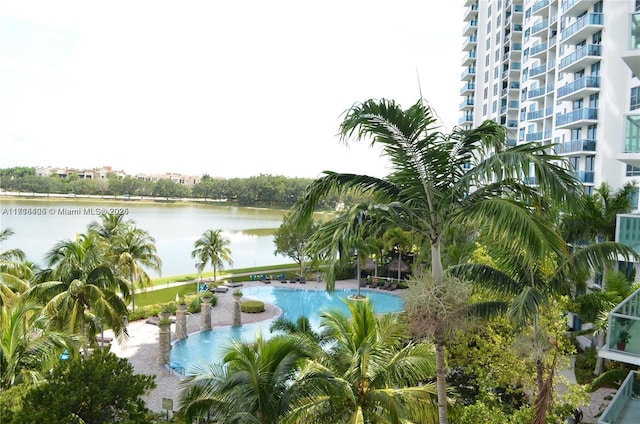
557,75 -> 600,98
604,288 -> 640,359
459,98 -> 475,108
531,20 -> 549,35
576,170 -> 595,183
532,0 -> 549,14
460,83 -> 475,95
556,107 -> 598,126
526,131 -> 543,141
527,87 -> 547,99
561,13 -> 603,41
461,67 -> 476,79
530,42 -> 548,56
530,64 -> 547,77
459,114 -> 474,125
560,44 -> 602,69
527,110 -> 545,120
598,370 -> 640,424
554,139 -> 596,154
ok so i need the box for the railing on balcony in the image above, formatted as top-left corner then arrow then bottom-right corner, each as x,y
526,131 -> 543,141
532,0 -> 549,14
459,114 -> 474,125
530,64 -> 547,77
561,0 -> 579,13
598,370 -> 640,424
459,98 -> 475,108
561,13 -> 603,41
461,67 -> 476,79
560,44 -> 602,69
460,82 -> 475,95
527,110 -> 545,120
554,139 -> 596,154
527,87 -> 547,99
556,107 -> 598,126
531,20 -> 549,35
576,170 -> 595,183
530,42 -> 548,56
557,76 -> 600,98
606,288 -> 640,358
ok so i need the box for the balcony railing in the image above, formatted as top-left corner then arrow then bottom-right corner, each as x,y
598,370 -> 640,424
531,20 -> 549,35
560,44 -> 602,70
527,87 -> 547,99
459,114 -> 474,125
526,131 -> 543,141
554,139 -> 596,154
530,64 -> 547,78
561,13 -> 603,41
527,110 -> 545,120
556,107 -> 598,127
601,287 -> 640,363
530,42 -> 548,56
575,170 -> 595,183
460,82 -> 475,95
532,0 -> 549,14
557,76 -> 600,98
461,67 -> 476,79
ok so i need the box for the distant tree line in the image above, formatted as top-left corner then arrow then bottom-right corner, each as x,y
0,167 -> 367,208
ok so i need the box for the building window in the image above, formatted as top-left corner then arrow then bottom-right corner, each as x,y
485,70 -> 489,83
493,83 -> 498,95
484,87 -> 488,99
486,54 -> 490,66
625,115 -> 640,153
587,124 -> 597,140
492,100 -> 497,113
486,38 -> 491,49
483,104 -> 488,116
631,86 -> 640,111
626,164 -> 640,176
495,49 -> 500,61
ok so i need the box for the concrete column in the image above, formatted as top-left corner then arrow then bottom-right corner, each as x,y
176,304 -> 188,339
232,293 -> 242,327
157,321 -> 171,365
200,298 -> 211,331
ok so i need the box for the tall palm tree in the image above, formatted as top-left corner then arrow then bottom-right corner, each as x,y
110,226 -> 162,311
289,98 -> 581,423
178,333 -> 312,423
29,234 -> 129,358
191,229 -> 233,283
286,299 -> 439,423
0,228 -> 31,303
0,300 -> 72,389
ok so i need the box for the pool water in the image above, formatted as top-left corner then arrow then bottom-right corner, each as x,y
169,286 -> 404,372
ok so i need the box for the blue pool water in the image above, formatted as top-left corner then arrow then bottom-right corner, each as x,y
170,286 -> 404,372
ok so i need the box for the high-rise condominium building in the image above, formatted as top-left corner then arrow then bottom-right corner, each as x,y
460,0 -> 640,205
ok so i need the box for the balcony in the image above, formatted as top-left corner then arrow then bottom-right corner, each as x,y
598,287 -> 640,367
463,4 -> 479,21
618,116 -> 640,168
598,370 -> 640,424
459,98 -> 475,111
527,87 -> 547,100
462,50 -> 477,67
462,35 -> 477,51
575,170 -> 595,183
526,131 -> 543,142
529,64 -> 547,79
559,44 -> 602,73
531,20 -> 549,37
459,114 -> 474,125
463,20 -> 478,37
530,42 -> 548,58
531,0 -> 550,15
554,139 -> 596,154
556,76 -> 600,101
460,82 -> 475,96
561,0 -> 598,17
526,110 -> 545,121
622,13 -> 640,76
461,67 -> 476,81
556,108 -> 598,128
561,13 -> 603,45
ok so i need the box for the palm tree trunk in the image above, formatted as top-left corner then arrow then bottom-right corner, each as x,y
431,239 -> 444,286
397,251 -> 402,282
594,264 -> 609,376
435,327 -> 449,424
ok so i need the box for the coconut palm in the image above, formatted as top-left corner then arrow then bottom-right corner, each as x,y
289,98 -> 581,423
29,233 -> 130,358
87,212 -> 131,240
191,229 -> 233,283
0,300 -> 72,389
0,228 -> 31,303
109,226 -> 162,311
383,226 -> 415,282
178,333 -> 312,423
286,298 -> 439,423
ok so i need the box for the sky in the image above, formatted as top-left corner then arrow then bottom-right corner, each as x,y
0,0 -> 464,179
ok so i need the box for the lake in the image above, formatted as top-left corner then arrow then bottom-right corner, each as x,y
0,197 -> 292,277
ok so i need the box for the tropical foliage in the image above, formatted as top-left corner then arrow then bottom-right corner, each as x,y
192,229 -> 233,282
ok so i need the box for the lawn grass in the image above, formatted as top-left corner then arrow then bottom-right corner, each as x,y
150,263 -> 298,287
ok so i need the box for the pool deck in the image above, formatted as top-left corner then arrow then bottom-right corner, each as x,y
109,278 -> 371,413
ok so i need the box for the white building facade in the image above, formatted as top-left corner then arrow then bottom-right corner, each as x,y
461,0 -> 640,201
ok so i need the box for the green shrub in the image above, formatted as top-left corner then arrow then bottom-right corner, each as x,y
589,368 -> 631,391
574,347 -> 597,384
241,300 -> 265,313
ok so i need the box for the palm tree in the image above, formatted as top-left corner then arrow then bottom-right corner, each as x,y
286,299 -> 439,423
110,226 -> 162,311
0,300 -> 72,389
191,229 -> 233,283
448,239 -> 637,419
289,98 -> 580,423
561,181 -> 636,375
0,228 -> 31,303
29,234 -> 130,358
383,226 -> 415,282
178,333 -> 312,423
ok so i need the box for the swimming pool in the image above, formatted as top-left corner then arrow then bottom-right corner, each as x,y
169,286 -> 404,372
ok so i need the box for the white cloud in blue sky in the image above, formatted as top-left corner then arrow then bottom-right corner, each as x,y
1,0 -> 463,179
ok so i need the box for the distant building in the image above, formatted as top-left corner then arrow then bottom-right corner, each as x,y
34,166 -> 200,186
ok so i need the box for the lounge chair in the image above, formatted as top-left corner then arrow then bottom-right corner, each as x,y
386,283 -> 398,291
211,285 -> 229,293
379,281 -> 390,290
369,280 -> 378,289
299,277 -> 306,284
359,279 -> 368,287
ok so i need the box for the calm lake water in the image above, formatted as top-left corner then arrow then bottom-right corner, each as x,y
0,198 -> 292,277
